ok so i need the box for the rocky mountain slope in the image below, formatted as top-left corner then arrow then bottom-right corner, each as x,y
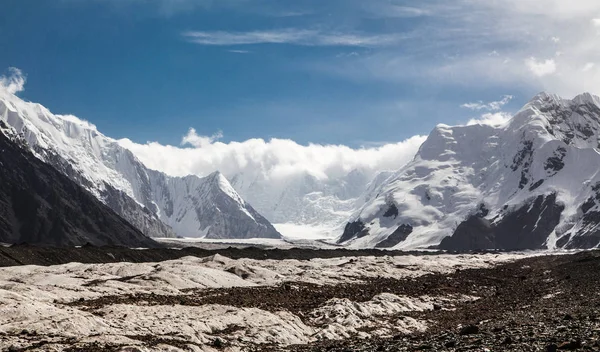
0,90 -> 280,240
0,121 -> 158,247
341,92 -> 600,250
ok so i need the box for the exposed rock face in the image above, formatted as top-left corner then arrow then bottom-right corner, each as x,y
439,217 -> 494,251
0,128 -> 158,247
375,224 -> 413,248
440,194 -> 564,251
338,221 -> 370,244
383,203 -> 399,218
344,92 -> 600,250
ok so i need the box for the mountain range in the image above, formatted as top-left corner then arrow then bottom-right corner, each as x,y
3,87 -> 600,250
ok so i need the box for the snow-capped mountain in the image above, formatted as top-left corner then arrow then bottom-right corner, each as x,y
342,92 -> 600,250
0,120 -> 159,247
148,170 -> 279,239
0,90 -> 280,240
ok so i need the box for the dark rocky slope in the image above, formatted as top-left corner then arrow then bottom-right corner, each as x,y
0,128 -> 158,247
440,194 -> 566,251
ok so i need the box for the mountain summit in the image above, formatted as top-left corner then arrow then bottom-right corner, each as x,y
341,92 -> 600,250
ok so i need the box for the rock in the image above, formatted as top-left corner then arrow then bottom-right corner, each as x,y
459,324 -> 480,335
433,303 -> 442,311
546,345 -> 558,352
212,338 -> 224,348
501,336 -> 512,345
558,340 -> 582,350
444,340 -> 456,348
563,313 -> 573,321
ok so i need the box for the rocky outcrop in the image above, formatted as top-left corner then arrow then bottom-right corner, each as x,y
375,224 -> 413,248
440,194 -> 564,251
338,220 -> 370,243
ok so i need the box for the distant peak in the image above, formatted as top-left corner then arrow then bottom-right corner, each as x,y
527,91 -> 562,106
527,92 -> 600,108
571,92 -> 600,106
206,170 -> 232,188
204,170 -> 247,205
206,170 -> 222,178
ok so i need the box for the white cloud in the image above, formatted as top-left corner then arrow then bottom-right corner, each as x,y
228,49 -> 251,54
362,3 -> 431,18
583,62 -> 595,72
0,67 -> 26,94
525,57 -> 557,77
119,131 -> 426,182
181,128 -> 223,147
467,112 -> 512,127
461,95 -> 513,111
182,29 -> 405,47
306,1 -> 600,97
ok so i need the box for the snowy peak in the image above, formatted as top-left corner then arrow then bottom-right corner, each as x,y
205,171 -> 247,205
0,90 -> 280,240
148,169 -> 280,239
343,92 -> 600,250
510,91 -> 600,149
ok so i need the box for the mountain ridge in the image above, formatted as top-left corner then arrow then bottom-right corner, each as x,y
341,92 -> 600,250
0,90 -> 280,240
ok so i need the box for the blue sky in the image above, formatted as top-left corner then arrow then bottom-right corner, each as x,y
2,0 -> 599,147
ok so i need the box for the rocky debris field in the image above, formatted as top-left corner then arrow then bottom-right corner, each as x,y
0,248 -> 597,351
280,250 -> 600,352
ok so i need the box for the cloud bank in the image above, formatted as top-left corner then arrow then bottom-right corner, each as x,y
119,130 -> 426,182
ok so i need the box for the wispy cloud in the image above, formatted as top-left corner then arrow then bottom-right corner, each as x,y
182,29 -> 406,47
362,3 -> 432,18
228,49 -> 251,54
0,67 -> 26,94
461,95 -> 514,111
525,57 -> 557,77
181,128 -> 223,148
301,0 -> 600,96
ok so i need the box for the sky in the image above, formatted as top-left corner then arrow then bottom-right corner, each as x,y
2,0 -> 600,179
